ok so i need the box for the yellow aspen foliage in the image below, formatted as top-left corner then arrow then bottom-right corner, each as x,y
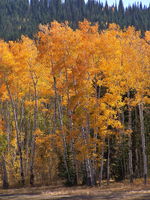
0,20 -> 149,186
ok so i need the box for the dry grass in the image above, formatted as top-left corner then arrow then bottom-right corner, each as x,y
1,180 -> 150,200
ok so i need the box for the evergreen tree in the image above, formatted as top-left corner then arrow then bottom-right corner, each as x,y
0,0 -> 150,40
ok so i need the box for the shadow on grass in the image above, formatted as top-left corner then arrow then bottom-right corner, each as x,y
45,193 -> 123,200
1,186 -> 150,200
132,194 -> 150,200
44,192 -> 150,200
49,196 -> 93,200
0,192 -> 40,200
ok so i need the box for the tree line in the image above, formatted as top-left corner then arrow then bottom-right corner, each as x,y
0,0 -> 150,41
0,21 -> 150,188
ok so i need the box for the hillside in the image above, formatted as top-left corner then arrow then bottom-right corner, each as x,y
0,0 -> 150,40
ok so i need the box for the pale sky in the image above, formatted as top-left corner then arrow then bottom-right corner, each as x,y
95,0 -> 150,7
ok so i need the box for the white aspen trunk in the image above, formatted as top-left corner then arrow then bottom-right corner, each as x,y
93,127 -> 98,185
5,102 -> 11,152
86,113 -> 94,186
30,90 -> 38,186
54,75 -> 71,183
138,103 -> 147,184
53,77 -> 57,132
82,127 -> 94,186
25,119 -> 30,178
107,137 -> 110,185
135,107 -> 140,178
29,68 -> 38,186
1,102 -> 11,152
99,140 -> 104,186
127,92 -> 133,183
58,101 -> 71,184
65,68 -> 78,185
6,82 -> 25,185
53,76 -> 71,183
70,128 -> 78,185
120,112 -> 127,179
128,133 -> 133,183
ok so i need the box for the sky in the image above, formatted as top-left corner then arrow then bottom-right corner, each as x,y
95,0 -> 150,7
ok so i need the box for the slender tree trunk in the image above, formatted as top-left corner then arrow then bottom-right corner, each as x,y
86,113 -> 95,186
59,102 -> 71,184
53,77 -> 57,132
55,79 -> 71,184
53,77 -> 69,183
138,103 -> 147,184
4,102 -> 11,152
30,85 -> 38,186
82,113 -> 94,186
65,68 -> 79,185
6,83 -> 25,185
121,112 -> 127,179
99,139 -> 104,186
93,128 -> 98,185
29,69 -> 39,186
1,155 -> 9,189
107,137 -> 110,185
82,127 -> 94,186
135,148 -> 139,178
135,107 -> 140,178
30,135 -> 36,186
54,76 -> 71,183
25,121 -> 30,178
128,134 -> 133,183
127,92 -> 133,183
85,158 -> 92,186
70,130 -> 78,185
